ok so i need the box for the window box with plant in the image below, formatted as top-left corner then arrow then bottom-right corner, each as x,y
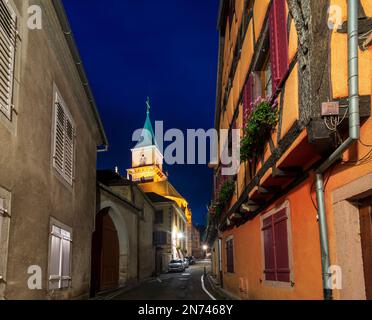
240,97 -> 278,162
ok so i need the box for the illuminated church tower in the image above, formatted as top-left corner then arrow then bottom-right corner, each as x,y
127,98 -> 167,183
127,98 -> 192,257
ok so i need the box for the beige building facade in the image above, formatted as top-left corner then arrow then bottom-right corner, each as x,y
0,0 -> 107,299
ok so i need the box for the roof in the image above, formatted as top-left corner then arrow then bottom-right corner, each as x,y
133,98 -> 158,149
97,170 -> 132,186
146,192 -> 176,204
52,0 -> 108,150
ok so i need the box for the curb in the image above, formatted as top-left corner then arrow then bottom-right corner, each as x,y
206,274 -> 241,301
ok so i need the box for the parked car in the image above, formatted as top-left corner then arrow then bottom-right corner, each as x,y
168,259 -> 185,272
188,256 -> 196,265
183,258 -> 189,268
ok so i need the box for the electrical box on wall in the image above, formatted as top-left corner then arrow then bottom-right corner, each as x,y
321,101 -> 340,116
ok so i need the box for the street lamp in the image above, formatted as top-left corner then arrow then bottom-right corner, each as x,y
177,232 -> 184,239
202,244 -> 208,251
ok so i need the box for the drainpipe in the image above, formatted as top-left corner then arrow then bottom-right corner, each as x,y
314,0 -> 359,300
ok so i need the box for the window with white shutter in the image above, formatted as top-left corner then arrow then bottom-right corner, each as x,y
52,92 -> 75,185
49,223 -> 72,290
0,0 -> 16,120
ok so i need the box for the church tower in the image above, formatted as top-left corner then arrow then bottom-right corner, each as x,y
127,98 -> 167,183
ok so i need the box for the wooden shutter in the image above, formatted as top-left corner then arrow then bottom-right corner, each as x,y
273,209 -> 290,282
53,94 -> 75,185
243,76 -> 253,129
53,102 -> 65,175
269,0 -> 288,92
49,226 -> 62,290
0,198 -> 4,242
226,239 -> 234,273
64,117 -> 74,184
61,229 -> 71,288
0,0 -> 16,119
262,216 -> 276,281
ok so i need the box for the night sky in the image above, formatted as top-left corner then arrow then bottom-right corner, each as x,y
62,0 -> 220,226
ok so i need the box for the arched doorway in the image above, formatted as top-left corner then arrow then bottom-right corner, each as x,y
91,207 -> 120,294
100,211 -> 119,289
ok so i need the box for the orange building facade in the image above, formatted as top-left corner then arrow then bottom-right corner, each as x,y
206,0 -> 372,300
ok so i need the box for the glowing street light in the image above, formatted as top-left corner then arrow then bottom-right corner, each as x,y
177,232 -> 184,239
202,244 -> 208,251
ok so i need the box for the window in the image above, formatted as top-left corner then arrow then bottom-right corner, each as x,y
153,231 -> 167,246
261,204 -> 292,283
261,55 -> 273,99
0,0 -> 17,120
269,0 -> 288,90
48,222 -> 72,290
52,90 -> 75,185
154,210 -> 163,224
226,237 -> 234,273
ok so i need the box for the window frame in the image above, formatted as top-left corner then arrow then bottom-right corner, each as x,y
51,85 -> 76,187
47,218 -> 73,291
260,201 -> 294,288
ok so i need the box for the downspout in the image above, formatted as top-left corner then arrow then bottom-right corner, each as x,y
314,0 -> 360,300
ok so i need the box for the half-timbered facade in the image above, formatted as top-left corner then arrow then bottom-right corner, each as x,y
207,0 -> 372,300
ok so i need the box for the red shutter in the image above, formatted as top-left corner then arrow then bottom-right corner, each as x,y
262,216 -> 276,281
243,75 -> 253,129
269,0 -> 289,91
273,209 -> 290,282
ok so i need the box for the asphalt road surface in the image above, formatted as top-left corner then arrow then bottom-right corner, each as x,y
111,260 -> 215,300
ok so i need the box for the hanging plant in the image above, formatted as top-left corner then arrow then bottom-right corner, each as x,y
207,180 -> 235,226
240,97 -> 278,162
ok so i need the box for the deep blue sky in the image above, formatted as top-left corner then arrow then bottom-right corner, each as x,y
63,0 -> 219,226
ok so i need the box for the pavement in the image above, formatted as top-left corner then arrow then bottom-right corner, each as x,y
109,260 -> 217,300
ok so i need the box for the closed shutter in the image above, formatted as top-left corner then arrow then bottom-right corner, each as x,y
273,209 -> 290,282
49,226 -> 62,290
269,0 -> 288,91
243,76 -> 253,129
61,229 -> 71,288
53,94 -> 75,185
0,198 -> 4,243
49,225 -> 72,289
0,0 -> 16,119
226,238 -> 234,273
262,216 -> 276,281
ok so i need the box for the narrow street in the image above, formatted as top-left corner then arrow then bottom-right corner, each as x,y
111,260 -> 216,300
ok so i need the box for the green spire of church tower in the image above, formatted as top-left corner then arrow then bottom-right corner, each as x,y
134,97 -> 157,148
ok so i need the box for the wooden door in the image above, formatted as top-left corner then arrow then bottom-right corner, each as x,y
100,213 -> 119,290
359,197 -> 372,300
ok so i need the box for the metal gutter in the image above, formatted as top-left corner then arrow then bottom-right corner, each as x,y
51,0 -> 109,152
314,0 -> 360,300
